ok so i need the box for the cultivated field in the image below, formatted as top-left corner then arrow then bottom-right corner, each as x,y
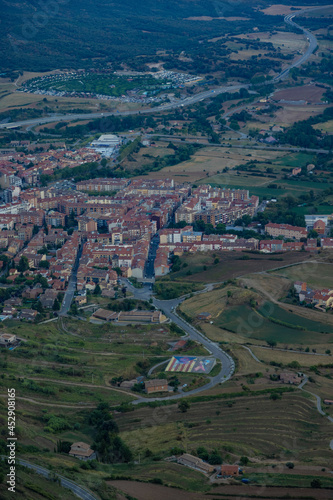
0,317 -> 196,406
272,85 -> 326,104
118,393 -> 332,465
269,262 -> 333,289
162,250 -> 309,284
314,119 -> 333,134
261,5 -> 309,16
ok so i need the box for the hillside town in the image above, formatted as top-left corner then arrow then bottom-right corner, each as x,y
2,144 -> 333,322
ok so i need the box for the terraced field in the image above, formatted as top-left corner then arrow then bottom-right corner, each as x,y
118,393 -> 332,465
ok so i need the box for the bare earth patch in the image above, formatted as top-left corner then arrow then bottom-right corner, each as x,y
111,481 -> 207,500
185,16 -> 250,21
272,85 -> 326,103
260,5 -> 311,16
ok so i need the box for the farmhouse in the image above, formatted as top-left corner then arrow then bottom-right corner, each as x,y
69,442 -> 96,461
220,465 -> 240,477
280,372 -> 302,385
177,453 -> 215,474
0,333 -> 17,347
144,379 -> 169,394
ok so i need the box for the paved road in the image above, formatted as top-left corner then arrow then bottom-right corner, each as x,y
59,243 -> 83,316
299,377 -> 333,421
0,457 -> 97,500
123,282 -> 235,404
1,6 -> 327,131
274,6 -> 329,82
0,84 -> 246,130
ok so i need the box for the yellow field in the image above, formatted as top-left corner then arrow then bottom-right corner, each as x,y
313,120 -> 333,134
261,5 -> 310,16
274,105 -> 327,127
236,31 -> 307,56
250,346 -> 333,366
146,145 -> 289,182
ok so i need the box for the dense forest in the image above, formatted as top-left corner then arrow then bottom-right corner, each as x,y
1,0 -> 329,72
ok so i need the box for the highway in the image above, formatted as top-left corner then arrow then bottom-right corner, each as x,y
1,6 -> 329,131
274,6 -> 323,82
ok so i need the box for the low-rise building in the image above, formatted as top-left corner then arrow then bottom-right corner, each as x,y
145,379 -> 169,394
265,223 -> 307,240
20,309 -> 38,321
177,454 -> 215,474
280,372 -> 302,385
220,465 -> 240,477
69,442 -> 96,461
91,308 -> 118,322
118,310 -> 163,323
0,333 -> 17,346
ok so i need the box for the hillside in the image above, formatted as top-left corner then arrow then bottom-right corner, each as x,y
0,0 -> 325,72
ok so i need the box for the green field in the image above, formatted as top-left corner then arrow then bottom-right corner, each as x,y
0,317 -> 203,406
270,262 -> 333,289
215,301 -> 332,344
292,204 -> 333,216
158,251 -> 308,285
203,176 -> 328,200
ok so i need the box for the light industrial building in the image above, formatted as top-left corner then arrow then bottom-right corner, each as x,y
90,134 -> 121,157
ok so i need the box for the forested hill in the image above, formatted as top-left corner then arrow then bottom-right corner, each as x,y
0,0 -> 329,72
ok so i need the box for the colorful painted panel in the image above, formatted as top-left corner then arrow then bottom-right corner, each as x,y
165,356 -> 215,374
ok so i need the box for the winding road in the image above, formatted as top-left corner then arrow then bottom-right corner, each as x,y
1,5 -> 330,131
120,280 -> 235,404
0,456 -> 98,500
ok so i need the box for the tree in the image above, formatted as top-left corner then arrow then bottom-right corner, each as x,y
308,229 -> 318,239
286,462 -> 294,469
94,284 -> 101,295
36,301 -> 44,314
70,303 -> 78,315
240,456 -> 249,466
17,256 -> 29,273
209,452 -> 222,465
178,400 -> 190,413
311,479 -> 321,489
39,260 -> 50,269
53,298 -> 60,311
267,340 -> 277,349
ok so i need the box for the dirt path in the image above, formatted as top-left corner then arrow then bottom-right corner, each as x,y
242,345 -> 261,363
0,394 -> 95,408
26,377 -> 138,398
